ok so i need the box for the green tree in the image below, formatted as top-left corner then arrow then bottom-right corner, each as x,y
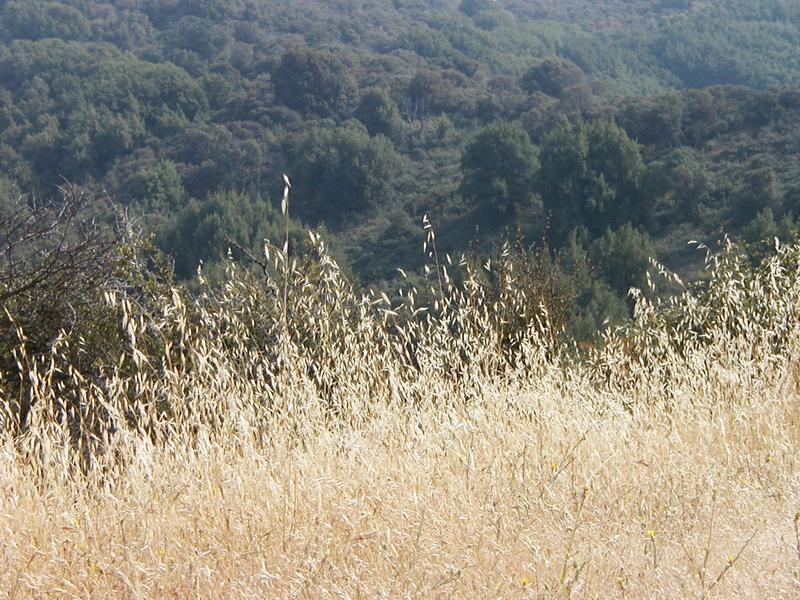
734,167 -> 781,224
539,119 -> 647,243
406,69 -> 449,123
742,208 -> 797,244
459,0 -> 496,17
620,93 -> 686,149
589,224 -> 653,295
158,190 -> 299,280
460,121 -> 538,213
1,1 -> 92,42
283,123 -> 402,225
520,57 -> 587,98
128,160 -> 186,213
559,230 -> 630,340
642,148 -> 713,224
144,0 -> 243,25
165,16 -> 232,61
0,39 -> 207,190
274,49 -> 355,118
355,88 -> 401,138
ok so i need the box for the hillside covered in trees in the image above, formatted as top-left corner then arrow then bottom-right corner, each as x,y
2,0 -> 800,336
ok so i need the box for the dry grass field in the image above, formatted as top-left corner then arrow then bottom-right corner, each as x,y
2,231 -> 800,598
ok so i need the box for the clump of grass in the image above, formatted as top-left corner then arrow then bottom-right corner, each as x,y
1,192 -> 800,597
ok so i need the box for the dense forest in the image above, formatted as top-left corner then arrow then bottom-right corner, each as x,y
2,0 -> 800,337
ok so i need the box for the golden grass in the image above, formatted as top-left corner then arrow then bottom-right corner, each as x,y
2,367 -> 800,598
3,236 -> 800,598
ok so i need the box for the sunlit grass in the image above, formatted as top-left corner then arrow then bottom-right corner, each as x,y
2,231 -> 800,597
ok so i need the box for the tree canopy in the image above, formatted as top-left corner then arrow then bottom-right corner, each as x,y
460,121 -> 538,214
539,120 -> 646,243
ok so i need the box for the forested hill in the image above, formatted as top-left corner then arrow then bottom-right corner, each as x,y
1,0 -> 800,337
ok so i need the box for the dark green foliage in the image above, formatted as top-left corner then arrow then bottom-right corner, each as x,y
165,16 -> 232,61
742,208 -> 797,245
273,48 -> 356,118
282,123 -> 402,225
127,160 -> 186,213
733,167 -> 781,224
158,190 -> 299,281
589,224 -> 654,296
520,57 -> 587,98
0,1 -> 92,42
406,69 -> 452,122
459,122 -> 538,213
459,0 -> 497,18
619,93 -> 686,149
558,232 -> 630,340
642,148 -> 712,224
539,120 -> 647,243
570,279 -> 631,341
0,39 -> 207,188
355,88 -> 401,138
654,11 -> 800,89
